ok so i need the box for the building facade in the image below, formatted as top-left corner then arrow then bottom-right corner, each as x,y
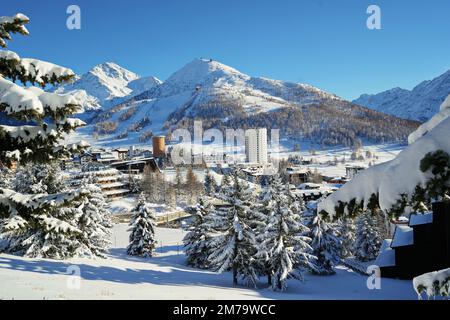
245,128 -> 268,164
152,136 -> 166,158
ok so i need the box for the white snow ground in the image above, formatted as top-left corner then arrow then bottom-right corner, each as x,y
0,224 -> 416,300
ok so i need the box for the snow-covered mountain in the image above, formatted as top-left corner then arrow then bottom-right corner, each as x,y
354,69 -> 450,122
84,58 -> 418,147
55,62 -> 161,112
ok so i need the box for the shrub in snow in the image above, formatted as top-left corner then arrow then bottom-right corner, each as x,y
183,197 -> 215,268
413,268 -> 450,300
0,14 -> 87,259
256,175 -> 314,290
127,194 -> 157,257
354,211 -> 382,262
308,213 -> 341,275
208,174 -> 259,287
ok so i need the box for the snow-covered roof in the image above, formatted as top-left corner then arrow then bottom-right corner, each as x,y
103,189 -> 130,196
375,239 -> 395,267
391,225 -> 414,248
409,213 -> 433,226
100,182 -> 129,189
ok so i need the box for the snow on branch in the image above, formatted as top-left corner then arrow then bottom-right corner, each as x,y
0,188 -> 87,213
0,77 -> 81,118
413,268 -> 450,299
18,58 -> 76,86
0,49 -> 20,62
0,13 -> 29,48
0,76 -> 44,115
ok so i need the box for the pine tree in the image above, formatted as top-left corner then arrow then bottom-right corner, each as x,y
13,163 -> 65,194
0,13 -> 86,258
0,167 -> 13,190
127,193 -> 157,257
218,173 -> 233,197
308,213 -> 341,275
75,181 -> 112,258
254,175 -> 283,285
183,197 -> 215,268
338,216 -> 356,258
0,14 -> 85,165
204,169 -> 217,196
208,174 -> 259,287
1,162 -> 83,258
354,211 -> 382,262
257,175 -> 314,291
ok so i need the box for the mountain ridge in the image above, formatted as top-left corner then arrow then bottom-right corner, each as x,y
354,69 -> 450,122
76,58 -> 419,148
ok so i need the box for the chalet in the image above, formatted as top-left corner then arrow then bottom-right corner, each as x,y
109,157 -> 160,174
376,202 -> 450,279
79,152 -> 95,165
322,175 -> 349,185
76,164 -> 131,199
286,167 -> 309,185
97,151 -> 120,165
114,148 -> 129,161
345,165 -> 366,180
292,183 -> 338,201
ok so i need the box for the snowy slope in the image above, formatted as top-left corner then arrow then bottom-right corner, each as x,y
319,94 -> 450,217
0,223 -> 416,300
55,62 -> 162,112
127,76 -> 162,94
354,70 -> 450,122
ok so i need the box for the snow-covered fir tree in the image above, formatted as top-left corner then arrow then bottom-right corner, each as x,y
13,163 -> 65,194
127,193 -> 157,257
218,173 -> 233,196
0,13 -> 87,258
257,175 -> 315,290
204,169 -> 217,196
1,162 -> 83,258
183,197 -> 215,268
338,216 -> 356,258
354,211 -> 382,262
254,175 -> 284,285
75,181 -> 112,258
208,173 -> 259,287
308,213 -> 341,275
0,167 -> 13,190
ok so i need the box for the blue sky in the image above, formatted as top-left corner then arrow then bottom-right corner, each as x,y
3,0 -> 450,100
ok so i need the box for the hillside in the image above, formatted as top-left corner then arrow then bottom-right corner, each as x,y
354,69 -> 450,122
54,62 -> 161,113
84,59 -> 419,147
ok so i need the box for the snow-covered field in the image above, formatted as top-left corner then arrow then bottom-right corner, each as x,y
0,223 -> 416,300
